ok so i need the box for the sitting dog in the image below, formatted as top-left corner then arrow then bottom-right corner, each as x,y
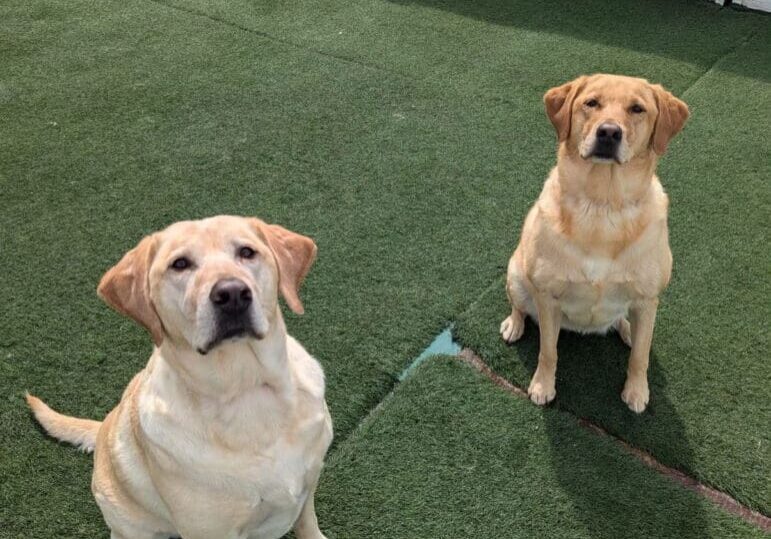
500,74 -> 689,413
27,215 -> 332,539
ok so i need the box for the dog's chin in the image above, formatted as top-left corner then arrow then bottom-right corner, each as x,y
589,154 -> 619,164
586,147 -> 636,165
196,326 -> 264,355
581,141 -> 624,165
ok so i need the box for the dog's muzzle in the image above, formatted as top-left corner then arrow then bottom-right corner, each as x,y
197,278 -> 262,354
210,277 -> 252,315
590,122 -> 622,162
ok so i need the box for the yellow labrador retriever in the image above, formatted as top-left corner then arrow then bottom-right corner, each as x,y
500,74 -> 689,413
27,216 -> 332,539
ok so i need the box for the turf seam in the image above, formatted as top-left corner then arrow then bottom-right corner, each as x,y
327,323 -> 459,452
142,0 -> 412,79
457,347 -> 771,532
455,274 -> 507,321
332,374 -> 400,446
678,29 -> 758,99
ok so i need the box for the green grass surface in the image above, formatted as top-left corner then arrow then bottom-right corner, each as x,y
318,357 -> 764,538
1,0 -> 769,536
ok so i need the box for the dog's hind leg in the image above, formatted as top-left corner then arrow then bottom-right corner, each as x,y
500,310 -> 525,344
614,318 -> 632,347
293,490 -> 327,539
500,255 -> 528,344
109,531 -> 158,539
110,529 -> 171,539
108,524 -> 166,539
99,493 -> 170,539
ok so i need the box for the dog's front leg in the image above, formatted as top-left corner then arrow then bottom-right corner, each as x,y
622,298 -> 658,413
529,292 -> 562,405
293,490 -> 327,539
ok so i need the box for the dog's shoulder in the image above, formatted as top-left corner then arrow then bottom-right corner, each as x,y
286,335 -> 326,400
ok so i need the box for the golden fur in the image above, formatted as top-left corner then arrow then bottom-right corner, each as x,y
501,74 -> 689,412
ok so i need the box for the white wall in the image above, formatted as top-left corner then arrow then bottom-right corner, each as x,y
714,0 -> 771,12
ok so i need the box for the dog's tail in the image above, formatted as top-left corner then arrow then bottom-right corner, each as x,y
26,393 -> 101,453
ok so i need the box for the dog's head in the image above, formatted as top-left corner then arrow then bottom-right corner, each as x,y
544,74 -> 689,164
97,216 -> 316,355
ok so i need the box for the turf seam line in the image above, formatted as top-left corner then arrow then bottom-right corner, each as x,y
455,274 -> 507,322
678,28 -> 758,100
143,0 -> 411,79
333,375 -> 401,448
457,348 -> 771,532
331,325 -> 460,450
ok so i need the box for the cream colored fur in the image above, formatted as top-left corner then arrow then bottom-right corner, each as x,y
28,216 -> 332,539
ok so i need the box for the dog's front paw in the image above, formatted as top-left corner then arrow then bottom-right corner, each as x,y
622,376 -> 649,413
528,370 -> 556,405
499,312 -> 524,343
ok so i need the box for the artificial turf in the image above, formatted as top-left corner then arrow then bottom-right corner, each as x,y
317,357 -> 764,538
1,0 -> 768,536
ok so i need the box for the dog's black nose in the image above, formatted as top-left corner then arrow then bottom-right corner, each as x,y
596,122 -> 622,143
210,278 -> 252,314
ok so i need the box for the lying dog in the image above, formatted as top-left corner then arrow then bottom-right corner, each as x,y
27,216 -> 332,539
500,74 -> 689,413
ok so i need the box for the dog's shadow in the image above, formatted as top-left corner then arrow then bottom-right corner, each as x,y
513,318 -> 708,538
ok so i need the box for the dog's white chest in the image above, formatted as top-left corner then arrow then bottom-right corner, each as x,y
238,441 -> 313,537
581,255 -> 613,283
145,412 -> 329,539
558,256 -> 633,330
139,376 -> 331,539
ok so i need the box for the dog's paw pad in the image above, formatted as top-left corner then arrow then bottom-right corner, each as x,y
499,314 -> 524,343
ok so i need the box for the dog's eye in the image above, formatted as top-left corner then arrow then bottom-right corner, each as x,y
170,257 -> 191,271
585,99 -> 599,108
238,246 -> 256,259
630,104 -> 645,114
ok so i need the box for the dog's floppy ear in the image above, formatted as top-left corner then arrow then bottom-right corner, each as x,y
544,76 -> 588,142
97,234 -> 164,345
251,219 -> 317,315
651,85 -> 689,155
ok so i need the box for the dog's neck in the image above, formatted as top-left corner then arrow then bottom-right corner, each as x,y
556,145 -> 658,209
548,146 -> 661,257
152,307 -> 293,402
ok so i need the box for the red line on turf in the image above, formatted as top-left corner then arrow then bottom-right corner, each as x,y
458,348 -> 771,532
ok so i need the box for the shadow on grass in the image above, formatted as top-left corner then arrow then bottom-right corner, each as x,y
511,319 -> 709,537
386,0 -> 768,82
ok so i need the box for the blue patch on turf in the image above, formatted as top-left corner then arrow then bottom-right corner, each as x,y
398,326 -> 461,381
